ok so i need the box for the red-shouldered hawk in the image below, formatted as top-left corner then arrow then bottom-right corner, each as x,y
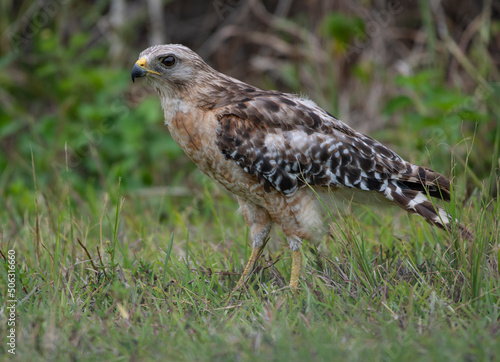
131,44 -> 472,290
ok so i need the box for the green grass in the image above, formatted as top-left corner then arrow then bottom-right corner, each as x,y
1,165 -> 498,361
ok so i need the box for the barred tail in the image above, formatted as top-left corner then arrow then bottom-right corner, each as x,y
383,164 -> 473,241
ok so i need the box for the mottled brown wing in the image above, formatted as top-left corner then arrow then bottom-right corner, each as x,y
214,93 -> 424,197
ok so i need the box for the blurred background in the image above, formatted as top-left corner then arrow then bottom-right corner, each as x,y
1,0 -> 499,214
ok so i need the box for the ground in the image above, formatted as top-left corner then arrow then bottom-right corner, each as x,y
0,171 -> 498,360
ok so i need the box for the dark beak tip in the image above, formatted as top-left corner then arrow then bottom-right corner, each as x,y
131,63 -> 147,83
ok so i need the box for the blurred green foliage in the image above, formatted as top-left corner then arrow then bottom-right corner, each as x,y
1,26 -> 188,209
385,70 -> 499,182
321,12 -> 365,51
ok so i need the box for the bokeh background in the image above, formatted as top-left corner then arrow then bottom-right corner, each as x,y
1,0 -> 499,211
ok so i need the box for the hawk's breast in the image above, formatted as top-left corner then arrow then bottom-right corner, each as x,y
167,109 -> 271,205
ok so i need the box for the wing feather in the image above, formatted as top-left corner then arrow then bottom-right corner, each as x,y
215,92 -> 449,201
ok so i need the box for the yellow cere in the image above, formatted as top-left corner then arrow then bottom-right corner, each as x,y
136,57 -> 161,75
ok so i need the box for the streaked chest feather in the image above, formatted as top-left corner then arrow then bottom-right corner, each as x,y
167,109 -> 268,203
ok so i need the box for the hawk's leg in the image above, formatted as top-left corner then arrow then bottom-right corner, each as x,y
234,198 -> 272,289
288,236 -> 303,289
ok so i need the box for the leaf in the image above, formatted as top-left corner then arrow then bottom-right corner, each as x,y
384,95 -> 413,115
321,12 -> 365,46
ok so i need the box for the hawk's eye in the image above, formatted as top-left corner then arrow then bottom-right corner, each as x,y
161,56 -> 176,68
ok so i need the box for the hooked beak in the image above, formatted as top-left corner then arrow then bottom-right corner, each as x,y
131,62 -> 147,82
131,57 -> 160,82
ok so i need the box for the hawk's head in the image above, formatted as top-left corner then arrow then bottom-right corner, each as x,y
131,44 -> 214,94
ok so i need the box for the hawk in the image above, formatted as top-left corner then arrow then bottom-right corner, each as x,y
131,44 -> 472,289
